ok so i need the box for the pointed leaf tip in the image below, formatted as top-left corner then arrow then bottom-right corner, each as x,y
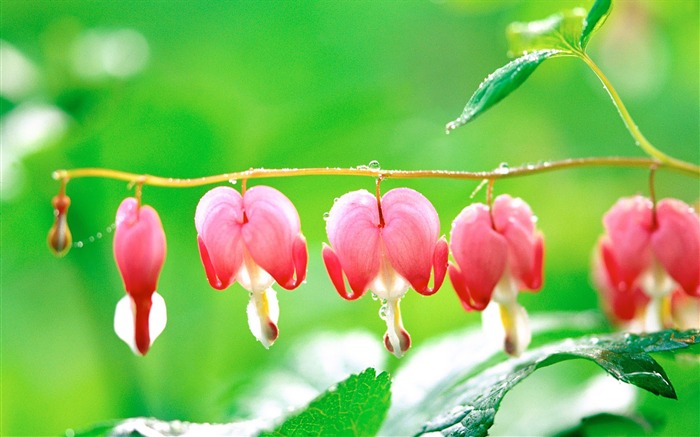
581,0 -> 613,49
446,49 -> 560,133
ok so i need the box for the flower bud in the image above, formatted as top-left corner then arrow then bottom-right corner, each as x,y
48,193 -> 72,257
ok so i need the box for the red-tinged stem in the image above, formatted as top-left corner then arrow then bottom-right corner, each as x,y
375,176 -> 385,228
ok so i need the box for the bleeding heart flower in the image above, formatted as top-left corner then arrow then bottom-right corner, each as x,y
448,194 -> 544,356
322,187 -> 448,358
594,196 -> 700,331
195,185 -> 307,348
113,197 -> 167,356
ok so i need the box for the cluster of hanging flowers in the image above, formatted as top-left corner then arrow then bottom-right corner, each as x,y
593,196 -> 700,332
48,180 -> 699,358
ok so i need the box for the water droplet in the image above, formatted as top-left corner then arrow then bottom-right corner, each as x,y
75,241 -> 84,248
323,212 -> 330,220
96,232 -> 103,239
378,303 -> 388,320
333,197 -> 339,203
371,293 -> 379,301
368,160 -> 380,170
88,236 -> 95,243
229,179 -> 238,185
495,162 -> 510,175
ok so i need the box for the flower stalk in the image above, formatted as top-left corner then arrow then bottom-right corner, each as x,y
51,156 -> 698,192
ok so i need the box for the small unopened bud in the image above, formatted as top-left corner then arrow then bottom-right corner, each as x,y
48,194 -> 72,257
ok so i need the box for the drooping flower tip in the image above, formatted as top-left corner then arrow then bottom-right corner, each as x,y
113,197 -> 167,355
247,288 -> 280,349
114,292 -> 167,356
383,330 -> 410,356
48,193 -> 72,257
195,185 -> 307,348
322,187 -> 447,357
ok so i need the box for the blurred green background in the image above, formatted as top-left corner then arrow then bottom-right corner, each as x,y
2,0 -> 698,435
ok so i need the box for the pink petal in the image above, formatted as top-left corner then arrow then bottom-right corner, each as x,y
242,186 -> 306,290
381,188 -> 441,293
652,199 -> 700,296
448,263 -> 487,311
602,196 -> 654,290
492,195 -> 543,291
194,187 -> 244,290
325,190 -> 381,296
114,198 -> 166,297
593,243 -> 648,322
492,195 -> 535,235
416,237 -> 449,296
449,203 -> 508,309
322,243 -> 364,300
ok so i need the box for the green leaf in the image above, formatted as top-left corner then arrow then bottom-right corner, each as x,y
381,311 -> 605,436
554,412 -> 656,437
264,367 -> 392,437
414,330 -> 699,437
580,0 -> 613,49
76,417 -> 276,437
74,421 -> 118,437
506,8 -> 587,56
446,49 -> 561,132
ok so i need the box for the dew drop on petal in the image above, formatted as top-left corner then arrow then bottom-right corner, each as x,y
368,160 -> 381,170
323,212 -> 330,221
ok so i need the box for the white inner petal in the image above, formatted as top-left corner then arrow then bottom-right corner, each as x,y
149,292 -> 167,343
113,292 -> 167,355
482,271 -> 532,357
384,298 -> 405,358
639,258 -> 677,299
236,250 -> 275,292
369,248 -> 409,301
114,295 -> 137,353
246,288 -> 279,349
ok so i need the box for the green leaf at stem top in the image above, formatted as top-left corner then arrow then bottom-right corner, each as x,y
446,0 -> 613,133
445,49 -> 561,133
580,0 -> 613,49
507,8 -> 587,56
264,368 -> 392,437
506,0 -> 612,56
